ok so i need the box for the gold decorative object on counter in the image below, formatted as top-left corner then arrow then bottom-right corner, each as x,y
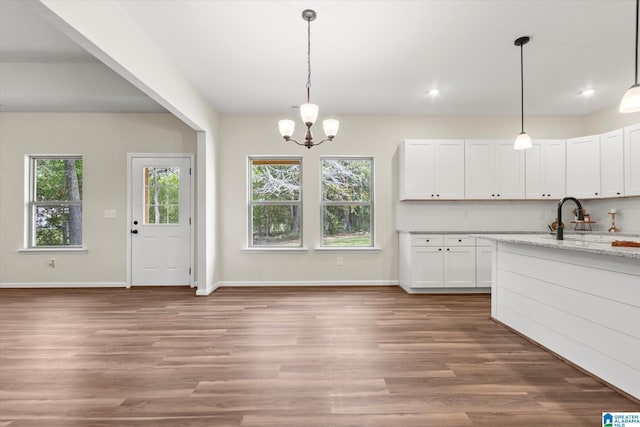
608,209 -> 619,233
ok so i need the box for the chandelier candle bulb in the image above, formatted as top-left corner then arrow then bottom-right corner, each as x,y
323,119 -> 339,138
278,120 -> 295,139
609,208 -> 617,214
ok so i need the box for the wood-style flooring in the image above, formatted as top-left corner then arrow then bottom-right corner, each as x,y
1,286 -> 638,426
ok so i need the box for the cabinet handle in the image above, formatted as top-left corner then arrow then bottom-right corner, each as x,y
491,194 -> 495,197
595,193 -> 598,196
617,192 -> 621,195
436,194 -> 440,197
438,248 -> 442,251
458,239 -> 462,242
497,194 -> 500,197
431,194 -> 434,197
426,239 -> 430,242
446,248 -> 450,251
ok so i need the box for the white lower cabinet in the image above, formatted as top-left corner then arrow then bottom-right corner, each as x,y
475,239 -> 492,288
400,233 -> 489,292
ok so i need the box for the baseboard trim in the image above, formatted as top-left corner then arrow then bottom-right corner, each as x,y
0,282 -> 127,289
195,281 -> 221,296
217,280 -> 399,288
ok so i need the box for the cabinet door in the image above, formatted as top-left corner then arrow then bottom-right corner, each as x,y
399,140 -> 436,200
476,246 -> 492,288
435,140 -> 465,199
566,135 -> 600,198
410,247 -> 443,288
543,140 -> 566,199
465,140 -> 494,199
494,141 -> 525,199
443,246 -> 475,288
600,129 -> 624,198
624,123 -> 640,196
525,142 -> 545,199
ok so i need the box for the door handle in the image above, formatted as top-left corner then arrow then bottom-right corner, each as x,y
131,229 -> 138,234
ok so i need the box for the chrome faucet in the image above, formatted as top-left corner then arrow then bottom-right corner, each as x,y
557,196 -> 584,240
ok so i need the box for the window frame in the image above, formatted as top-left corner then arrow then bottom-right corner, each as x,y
28,155 -> 83,249
320,156 -> 374,248
248,156 -> 303,249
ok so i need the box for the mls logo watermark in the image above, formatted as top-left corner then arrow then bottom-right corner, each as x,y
603,412 -> 640,427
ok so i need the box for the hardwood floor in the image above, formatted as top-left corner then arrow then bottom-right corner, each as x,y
1,286 -> 638,426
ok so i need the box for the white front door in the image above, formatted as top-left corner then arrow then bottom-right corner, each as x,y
130,156 -> 192,286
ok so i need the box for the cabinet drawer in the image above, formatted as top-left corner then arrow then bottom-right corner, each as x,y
411,234 -> 443,246
444,235 -> 475,246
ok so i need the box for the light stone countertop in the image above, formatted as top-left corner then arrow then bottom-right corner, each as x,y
470,233 -> 640,260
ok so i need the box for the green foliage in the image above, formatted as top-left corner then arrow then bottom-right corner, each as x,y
251,161 -> 301,245
146,167 -> 180,224
322,159 -> 372,245
34,159 -> 82,246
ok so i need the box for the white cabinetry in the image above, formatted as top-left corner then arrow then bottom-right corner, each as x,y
442,235 -> 475,288
525,140 -> 566,199
566,135 -> 600,198
624,123 -> 640,196
399,233 -> 487,292
475,238 -> 492,288
399,139 -> 465,200
600,129 -> 625,198
465,140 -> 525,199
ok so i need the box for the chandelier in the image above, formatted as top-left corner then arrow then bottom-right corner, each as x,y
278,9 -> 339,149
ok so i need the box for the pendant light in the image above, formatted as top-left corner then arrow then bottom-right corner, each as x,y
620,0 -> 640,113
514,36 -> 532,150
278,9 -> 339,149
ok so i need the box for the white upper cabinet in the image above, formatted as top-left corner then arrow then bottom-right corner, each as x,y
399,139 -> 465,200
525,140 -> 566,200
465,140 -> 525,199
624,123 -> 640,196
566,135 -> 601,199
600,129 -> 625,198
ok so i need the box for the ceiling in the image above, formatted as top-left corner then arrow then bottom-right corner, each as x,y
0,0 -> 636,116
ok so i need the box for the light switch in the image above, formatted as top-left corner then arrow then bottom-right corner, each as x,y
104,209 -> 116,218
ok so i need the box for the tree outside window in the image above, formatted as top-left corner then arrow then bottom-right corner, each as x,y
250,158 -> 302,247
321,158 -> 373,247
30,156 -> 83,247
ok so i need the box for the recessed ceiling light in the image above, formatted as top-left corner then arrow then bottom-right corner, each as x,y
581,88 -> 595,97
427,89 -> 440,96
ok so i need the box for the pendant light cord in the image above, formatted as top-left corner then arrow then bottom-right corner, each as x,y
306,16 -> 312,103
520,42 -> 525,133
635,0 -> 639,84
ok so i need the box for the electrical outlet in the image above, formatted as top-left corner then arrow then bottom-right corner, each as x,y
337,257 -> 343,266
104,209 -> 116,218
48,258 -> 55,268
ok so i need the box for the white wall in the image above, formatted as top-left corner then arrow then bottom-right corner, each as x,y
0,112 -> 196,285
219,113 -> 592,285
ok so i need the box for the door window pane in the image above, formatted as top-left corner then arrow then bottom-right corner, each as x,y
144,167 -> 180,224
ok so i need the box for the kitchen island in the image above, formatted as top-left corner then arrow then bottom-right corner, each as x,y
475,233 -> 640,400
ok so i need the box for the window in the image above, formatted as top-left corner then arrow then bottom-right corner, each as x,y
321,157 -> 373,247
29,156 -> 83,247
249,157 -> 302,247
143,166 -> 180,224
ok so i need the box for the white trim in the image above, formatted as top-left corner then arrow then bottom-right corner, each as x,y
126,154 -> 195,288
18,247 -> 88,254
241,247 -> 309,253
195,281 -> 221,296
0,282 -> 126,289
217,280 -> 399,287
314,247 -> 381,253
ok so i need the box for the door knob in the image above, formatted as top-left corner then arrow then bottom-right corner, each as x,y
131,229 -> 138,234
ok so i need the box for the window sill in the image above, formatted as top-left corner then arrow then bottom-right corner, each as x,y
314,247 -> 381,253
19,247 -> 88,254
242,247 -> 309,253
